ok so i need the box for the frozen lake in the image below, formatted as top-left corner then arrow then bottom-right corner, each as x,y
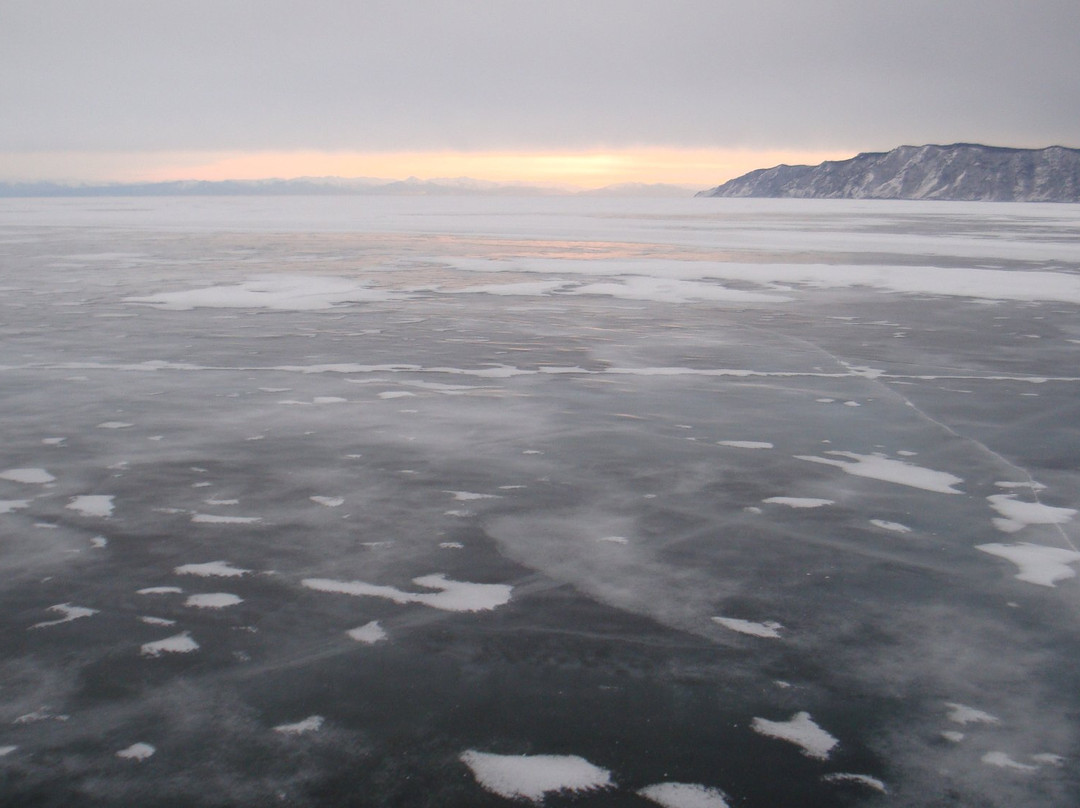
1,196 -> 1078,806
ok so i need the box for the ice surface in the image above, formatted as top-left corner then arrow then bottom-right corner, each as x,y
2,197 -> 1079,807
310,496 -> 344,507
637,782 -> 731,808
0,468 -> 54,484
184,593 -> 243,609
711,616 -> 783,638
273,715 -> 324,735
762,497 -> 833,508
302,573 -> 512,612
986,494 -> 1076,533
65,495 -> 114,518
459,750 -> 613,802
174,561 -> 250,577
751,712 -> 838,759
116,742 -> 155,761
0,746 -> 16,757
346,620 -> 388,644
975,543 -> 1080,586
796,451 -> 964,493
29,603 -> 98,629
141,631 -> 199,657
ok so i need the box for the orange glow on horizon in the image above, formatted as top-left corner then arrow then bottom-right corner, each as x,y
130,147 -> 855,189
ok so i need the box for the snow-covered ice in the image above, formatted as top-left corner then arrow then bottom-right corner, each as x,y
273,715 -> 324,735
711,616 -> 783,638
66,495 -> 114,518
174,561 -> 251,578
116,742 -> 155,761
945,703 -> 1000,725
986,494 -> 1076,533
750,712 -> 839,759
821,773 -> 887,792
141,631 -> 199,657
0,468 -> 55,484
975,542 -> 1080,586
459,750 -> 613,802
796,451 -> 964,493
184,593 -> 243,609
302,573 -> 512,612
29,603 -> 98,629
762,496 -> 833,508
637,782 -> 731,808
346,620 -> 388,644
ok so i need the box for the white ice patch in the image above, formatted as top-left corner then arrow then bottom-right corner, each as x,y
941,731 -> 965,743
191,513 -> 261,524
870,519 -> 912,533
137,586 -> 183,595
174,560 -> 251,578
717,440 -> 773,449
638,782 -> 731,808
139,616 -> 176,626
313,396 -> 347,404
445,490 -> 501,501
975,542 -> 1080,587
96,421 -> 133,429
310,496 -> 344,507
712,616 -> 783,638
0,746 -> 15,756
751,712 -> 839,760
274,715 -> 324,735
460,750 -> 613,802
141,631 -> 199,657
597,535 -> 629,545
762,497 -> 834,509
821,773 -> 887,793
945,703 -> 1000,725
184,593 -> 243,609
986,494 -> 1076,533
0,468 -> 55,484
0,500 -> 30,514
378,391 -> 416,399
90,535 -> 108,548
571,276 -> 789,305
439,541 -> 465,549
796,451 -> 963,494
125,276 -> 405,311
981,752 -> 1038,772
29,603 -> 98,629
116,742 -> 155,761
346,620 -> 388,644
302,573 -> 512,612
66,495 -> 114,518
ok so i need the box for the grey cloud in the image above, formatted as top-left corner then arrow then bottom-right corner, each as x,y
2,0 -> 1078,152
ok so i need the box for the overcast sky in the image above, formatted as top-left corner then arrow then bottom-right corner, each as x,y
2,1 -> 1078,183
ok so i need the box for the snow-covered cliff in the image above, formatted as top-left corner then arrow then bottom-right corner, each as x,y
699,144 -> 1080,202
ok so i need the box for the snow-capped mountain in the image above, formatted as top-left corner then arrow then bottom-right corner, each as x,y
698,144 -> 1080,202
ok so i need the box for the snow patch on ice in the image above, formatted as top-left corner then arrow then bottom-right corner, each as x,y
751,712 -> 838,759
185,593 -> 243,609
460,750 -> 613,802
445,490 -> 500,501
945,703 -> 1000,725
346,620 -> 388,644
191,513 -> 261,524
175,560 -> 250,578
796,451 -> 963,494
66,495 -> 114,518
821,773 -> 887,793
139,616 -> 176,626
712,616 -> 783,638
981,752 -> 1038,772
870,519 -> 912,533
0,500 -> 30,514
116,742 -> 155,761
29,603 -> 98,629
126,276 -> 406,311
975,542 -> 1080,586
302,573 -> 512,612
310,496 -> 344,507
141,631 -> 199,657
717,440 -> 773,449
274,715 -> 324,735
137,586 -> 183,595
986,494 -> 1076,533
0,468 -> 55,484
763,497 -> 833,509
96,421 -> 133,429
638,782 -> 731,808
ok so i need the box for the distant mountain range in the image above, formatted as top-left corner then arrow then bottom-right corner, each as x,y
698,144 -> 1080,202
0,176 -> 697,199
